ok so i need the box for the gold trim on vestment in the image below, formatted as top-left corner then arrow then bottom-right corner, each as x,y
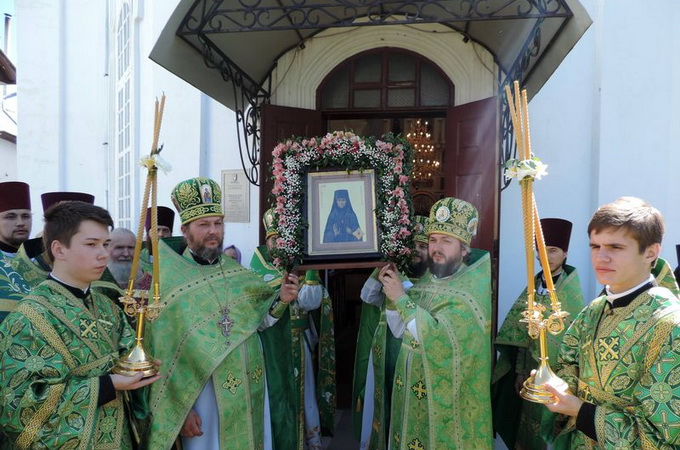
0,298 -> 18,312
16,301 -> 77,369
15,383 -> 65,449
79,377 -> 99,450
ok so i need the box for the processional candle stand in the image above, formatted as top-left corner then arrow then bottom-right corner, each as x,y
504,82 -> 569,403
112,95 -> 167,377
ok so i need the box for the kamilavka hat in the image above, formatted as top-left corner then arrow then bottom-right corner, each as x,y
146,206 -> 176,232
540,218 -> 572,252
41,192 -> 94,212
0,181 -> 31,212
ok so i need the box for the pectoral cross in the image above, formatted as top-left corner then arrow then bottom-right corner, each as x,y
218,306 -> 234,338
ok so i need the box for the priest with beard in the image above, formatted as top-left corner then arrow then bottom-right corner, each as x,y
143,177 -> 300,449
378,198 -> 493,449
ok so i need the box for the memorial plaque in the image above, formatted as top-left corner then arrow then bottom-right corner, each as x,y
221,169 -> 250,223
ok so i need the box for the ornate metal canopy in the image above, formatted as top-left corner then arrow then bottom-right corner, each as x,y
151,0 -> 591,185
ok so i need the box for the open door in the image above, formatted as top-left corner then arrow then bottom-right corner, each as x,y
260,104 -> 324,242
444,96 -> 499,255
444,96 -> 500,336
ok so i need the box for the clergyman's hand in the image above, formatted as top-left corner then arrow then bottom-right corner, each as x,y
110,372 -> 161,391
544,380 -> 583,417
180,409 -> 203,438
379,266 -> 405,302
279,272 -> 300,304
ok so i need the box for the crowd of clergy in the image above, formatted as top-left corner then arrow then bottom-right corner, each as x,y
0,178 -> 679,449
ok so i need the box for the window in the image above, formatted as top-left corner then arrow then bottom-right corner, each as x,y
113,1 -> 133,229
318,49 -> 453,112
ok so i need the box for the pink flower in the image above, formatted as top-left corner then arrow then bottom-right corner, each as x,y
399,175 -> 409,185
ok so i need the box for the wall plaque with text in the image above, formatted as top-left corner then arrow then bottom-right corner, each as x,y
221,169 -> 250,223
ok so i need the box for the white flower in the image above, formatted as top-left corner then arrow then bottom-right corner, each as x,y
504,157 -> 548,181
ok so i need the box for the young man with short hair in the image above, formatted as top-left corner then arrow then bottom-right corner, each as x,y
0,201 -> 159,448
544,197 -> 680,448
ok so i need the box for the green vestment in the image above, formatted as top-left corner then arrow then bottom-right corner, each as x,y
543,286 -> 680,449
652,257 -> 679,296
492,265 -> 585,450
389,249 -> 493,450
0,253 -> 31,323
144,239 -> 276,450
352,268 -> 416,448
249,246 -> 336,450
0,280 -> 137,449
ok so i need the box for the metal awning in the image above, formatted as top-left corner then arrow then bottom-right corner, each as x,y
150,0 -> 592,184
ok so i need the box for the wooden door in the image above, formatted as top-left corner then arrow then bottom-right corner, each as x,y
259,104 -> 324,243
444,96 -> 500,337
444,96 -> 499,254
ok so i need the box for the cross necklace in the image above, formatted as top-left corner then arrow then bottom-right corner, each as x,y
201,257 -> 235,342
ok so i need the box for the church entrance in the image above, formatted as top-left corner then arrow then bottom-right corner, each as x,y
259,48 -> 499,414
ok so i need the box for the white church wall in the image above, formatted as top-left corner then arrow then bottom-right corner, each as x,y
0,139 -> 16,180
15,0 -> 263,253
16,0 -> 111,222
595,0 -> 680,268
498,0 -> 680,332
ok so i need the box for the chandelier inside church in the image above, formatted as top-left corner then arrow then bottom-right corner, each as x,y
408,120 -> 440,182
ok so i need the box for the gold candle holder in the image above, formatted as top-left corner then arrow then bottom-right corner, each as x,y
505,82 -> 569,404
112,290 -> 163,377
112,95 -> 167,377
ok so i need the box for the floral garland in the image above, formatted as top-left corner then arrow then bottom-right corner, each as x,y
270,131 -> 414,272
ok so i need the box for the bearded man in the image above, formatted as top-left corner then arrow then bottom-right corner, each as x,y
378,198 -> 493,449
144,177 -> 300,450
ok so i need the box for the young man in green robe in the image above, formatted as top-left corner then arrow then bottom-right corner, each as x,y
352,214 -> 429,449
144,178 -> 300,450
249,208 -> 335,450
0,201 -> 159,448
378,197 -> 493,449
543,197 -> 680,448
492,218 -> 585,450
10,192 -> 123,304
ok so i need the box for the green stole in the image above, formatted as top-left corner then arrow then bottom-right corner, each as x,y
491,265 -> 584,450
0,280 -> 136,449
543,286 -> 680,449
249,246 -> 336,450
0,253 -> 30,322
390,249 -> 493,450
352,268 -> 417,447
144,239 -> 275,450
11,240 -> 123,303
652,257 -> 679,296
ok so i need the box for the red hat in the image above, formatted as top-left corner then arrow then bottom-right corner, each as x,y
540,218 -> 573,252
41,192 -> 95,212
145,206 -> 175,232
0,181 -> 31,212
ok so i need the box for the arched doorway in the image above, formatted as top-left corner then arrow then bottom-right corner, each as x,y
260,48 -> 498,417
